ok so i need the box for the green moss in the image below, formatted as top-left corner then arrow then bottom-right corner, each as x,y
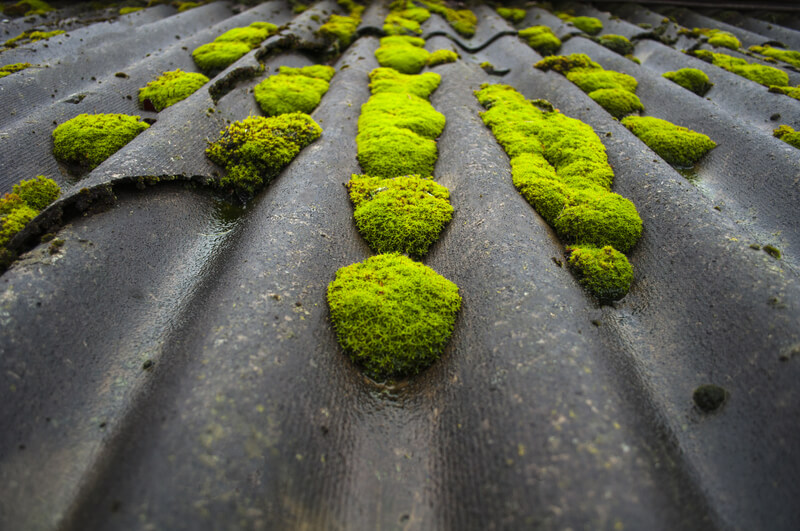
383,12 -> 422,35
763,244 -> 781,259
621,116 -> 716,167
476,83 -> 642,300
750,45 -> 800,69
327,253 -> 461,380
427,49 -> 458,66
138,69 -> 209,111
53,114 -> 149,171
707,31 -> 740,50
191,41 -> 252,73
588,88 -> 643,119
0,205 -> 37,247
768,85 -> 800,100
598,34 -> 633,56
773,125 -> 800,149
205,113 -> 321,196
419,0 -> 476,38
368,67 -> 441,98
567,245 -> 633,302
535,53 -> 601,74
375,35 -> 430,74
692,50 -> 789,87
518,26 -> 562,56
0,194 -> 25,216
119,7 -> 143,15
320,14 -> 361,46
566,69 -> 638,93
254,65 -> 334,116
347,174 -> 453,257
569,16 -> 603,36
214,23 -> 277,47
626,54 -> 641,65
176,1 -> 200,12
662,68 -> 713,96
12,175 -> 60,210
0,62 -> 32,78
497,7 -> 525,24
4,29 -> 64,47
2,0 -> 53,17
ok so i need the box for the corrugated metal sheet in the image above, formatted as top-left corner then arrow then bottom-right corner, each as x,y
1,1 -> 800,529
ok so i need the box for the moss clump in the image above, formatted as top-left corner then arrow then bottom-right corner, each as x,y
192,22 -> 277,73
692,50 -> 789,87
537,54 -> 644,119
375,35 -> 430,75
693,384 -> 728,413
621,116 -> 716,167
368,67 -> 441,98
518,26 -> 562,56
567,245 -> 633,302
476,83 -> 641,300
327,253 -> 461,380
662,68 -> 713,96
773,125 -> 800,149
419,0 -> 476,38
347,174 -> 452,257
427,49 -> 458,66
497,7 -> 525,24
320,14 -> 361,46
0,176 -> 60,250
680,28 -> 740,50
205,113 -> 321,196
2,0 -> 53,16
0,62 -> 32,79
52,114 -> 149,171
598,34 -> 634,56
119,7 -> 143,15
254,65 -> 334,116
138,69 -> 209,111
750,45 -> 800,69
763,244 -> 781,259
768,85 -> 800,101
4,29 -> 64,47
559,15 -> 602,36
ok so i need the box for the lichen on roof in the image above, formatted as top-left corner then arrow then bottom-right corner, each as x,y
327,253 -> 461,381
254,65 -> 335,116
375,35 -> 430,75
52,113 -> 150,172
138,69 -> 209,111
518,26 -> 562,56
662,68 -> 713,96
621,116 -> 716,167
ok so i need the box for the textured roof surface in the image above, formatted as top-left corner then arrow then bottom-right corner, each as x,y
1,1 -> 800,529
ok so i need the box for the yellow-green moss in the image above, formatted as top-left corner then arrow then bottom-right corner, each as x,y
427,49 -> 458,66
518,26 -> 561,56
119,6 -> 143,15
567,245 -> 633,302
497,7 -> 525,24
53,114 -> 150,171
662,68 -> 713,96
773,125 -> 800,149
12,175 -> 60,210
2,0 -> 53,17
347,174 -> 453,257
0,62 -> 32,78
419,0 -> 476,38
598,34 -> 633,56
0,176 -> 60,249
537,54 -> 644,119
327,253 -> 461,380
768,85 -> 800,100
214,23 -> 277,47
254,65 -> 335,116
679,28 -> 740,50
557,14 -> 602,35
192,22 -> 277,73
320,14 -> 361,46
383,1 -> 429,35
176,1 -> 200,12
138,69 -> 209,111
750,45 -> 800,69
621,116 -> 716,167
692,50 -> 789,87
368,67 -> 441,98
205,113 -> 321,196
4,29 -> 63,48
375,35 -> 430,74
476,83 -> 642,300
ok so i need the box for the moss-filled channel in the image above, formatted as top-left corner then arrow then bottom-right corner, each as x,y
476,84 -> 642,302
327,35 -> 461,382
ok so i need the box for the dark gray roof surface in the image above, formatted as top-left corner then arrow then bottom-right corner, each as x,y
1,1 -> 800,530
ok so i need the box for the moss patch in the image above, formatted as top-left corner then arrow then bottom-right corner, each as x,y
692,50 -> 789,87
519,26 -> 561,56
176,1 -> 200,12
774,125 -> 800,149
375,35 -> 430,74
205,113 -> 321,197
119,7 -> 143,15
679,28 -> 740,50
327,253 -> 461,380
254,65 -> 335,116
4,29 -> 63,48
476,83 -> 641,300
497,7 -> 525,24
537,54 -> 644,119
750,45 -> 800,69
2,0 -> 53,17
662,68 -> 713,96
138,69 -> 209,111
567,245 -> 633,302
557,13 -> 602,35
12,175 -> 60,210
320,14 -> 361,46
192,22 -> 277,73
0,62 -> 32,78
427,49 -> 458,66
419,0 -> 476,38
768,85 -> 800,100
53,114 -> 149,171
0,176 -> 60,251
368,67 -> 441,98
598,34 -> 634,56
621,116 -> 716,167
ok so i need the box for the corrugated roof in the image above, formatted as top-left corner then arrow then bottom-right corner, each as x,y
1,1 -> 800,529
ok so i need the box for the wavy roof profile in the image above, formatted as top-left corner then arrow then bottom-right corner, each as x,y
1,1 -> 800,529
